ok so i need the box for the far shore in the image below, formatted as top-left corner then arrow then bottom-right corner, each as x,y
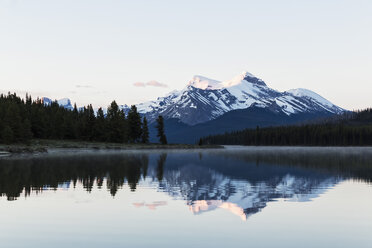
0,139 -> 223,155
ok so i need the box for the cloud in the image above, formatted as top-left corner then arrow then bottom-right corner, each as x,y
146,80 -> 168,88
133,82 -> 146,87
133,80 -> 168,88
76,84 -> 94,89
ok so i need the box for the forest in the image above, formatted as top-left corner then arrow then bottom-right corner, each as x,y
202,109 -> 372,146
0,93 -> 167,145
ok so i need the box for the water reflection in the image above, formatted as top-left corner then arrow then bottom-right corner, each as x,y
0,153 -> 149,200
1,148 -> 372,220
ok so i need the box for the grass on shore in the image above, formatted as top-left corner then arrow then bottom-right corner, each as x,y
0,139 -> 222,154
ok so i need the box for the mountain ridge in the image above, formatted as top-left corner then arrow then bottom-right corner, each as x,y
127,71 -> 345,126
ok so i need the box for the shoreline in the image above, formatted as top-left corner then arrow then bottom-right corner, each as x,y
2,140 -> 372,156
0,139 -> 222,155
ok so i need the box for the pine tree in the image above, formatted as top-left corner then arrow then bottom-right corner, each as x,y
106,101 -> 125,143
127,105 -> 142,143
5,103 -> 22,141
156,115 -> 167,145
86,104 -> 96,140
20,119 -> 33,142
141,117 -> 149,144
119,109 -> 128,143
93,107 -> 106,141
1,125 -> 14,144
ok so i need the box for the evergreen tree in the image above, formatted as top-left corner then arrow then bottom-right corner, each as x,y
119,109 -> 128,143
21,119 -> 33,142
141,117 -> 149,144
1,125 -> 14,144
155,115 -> 167,145
106,101 -> 125,143
86,104 -> 96,140
127,105 -> 142,143
5,103 -> 22,141
93,107 -> 106,141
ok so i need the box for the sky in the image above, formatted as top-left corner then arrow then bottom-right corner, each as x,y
0,0 -> 371,110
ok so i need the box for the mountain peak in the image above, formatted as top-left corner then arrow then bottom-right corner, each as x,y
221,71 -> 266,88
240,71 -> 255,78
187,75 -> 222,90
187,72 -> 265,90
241,71 -> 266,86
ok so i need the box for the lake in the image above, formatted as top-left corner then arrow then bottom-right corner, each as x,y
1,146 -> 372,248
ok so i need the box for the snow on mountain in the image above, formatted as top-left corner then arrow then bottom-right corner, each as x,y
285,88 -> 339,111
42,97 -> 73,110
57,98 -> 72,108
187,75 -> 223,90
125,71 -> 345,125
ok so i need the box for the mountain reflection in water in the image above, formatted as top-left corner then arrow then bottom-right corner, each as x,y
1,148 -> 372,220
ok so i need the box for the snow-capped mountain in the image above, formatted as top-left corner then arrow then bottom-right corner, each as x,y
129,72 -> 345,125
42,97 -> 74,110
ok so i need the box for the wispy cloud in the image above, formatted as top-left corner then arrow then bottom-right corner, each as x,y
133,82 -> 146,87
76,84 -> 94,89
146,80 -> 168,88
133,80 -> 168,88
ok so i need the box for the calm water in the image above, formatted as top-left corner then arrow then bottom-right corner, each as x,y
1,147 -> 372,248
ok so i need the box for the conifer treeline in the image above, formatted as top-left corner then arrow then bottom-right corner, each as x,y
203,109 -> 372,146
0,93 -> 164,144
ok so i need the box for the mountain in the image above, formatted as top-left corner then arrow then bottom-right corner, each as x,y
127,71 -> 344,126
135,71 -> 345,143
42,97 -> 73,110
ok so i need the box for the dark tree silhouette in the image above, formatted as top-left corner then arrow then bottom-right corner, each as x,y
141,117 -> 149,144
155,115 -> 167,145
0,93 -> 156,145
202,108 -> 372,146
127,105 -> 142,143
106,101 -> 127,143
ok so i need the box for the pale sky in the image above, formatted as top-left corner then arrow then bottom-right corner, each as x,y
0,0 -> 371,110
